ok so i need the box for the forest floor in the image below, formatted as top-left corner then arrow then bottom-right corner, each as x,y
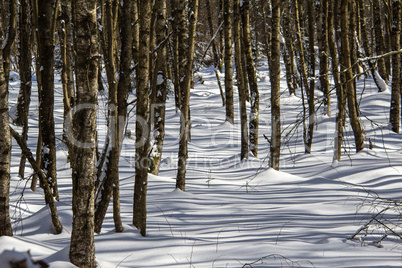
2,60 -> 402,267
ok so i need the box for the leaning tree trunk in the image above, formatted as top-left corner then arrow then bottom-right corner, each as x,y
234,0 -> 248,160
242,0 -> 259,157
70,1 -> 99,267
390,0 -> 401,133
270,0 -> 281,170
224,0 -> 234,124
133,0 -> 152,237
341,0 -> 365,153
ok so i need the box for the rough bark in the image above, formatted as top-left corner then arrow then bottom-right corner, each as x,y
317,0 -> 331,116
0,9 -> 12,236
37,0 -> 58,200
390,0 -> 401,133
341,0 -> 365,153
328,0 -> 345,162
16,0 -> 32,178
270,0 -> 281,170
176,0 -> 199,191
70,1 -> 98,266
224,0 -> 234,124
150,0 -> 168,175
234,0 -> 248,160
242,0 -> 259,157
282,4 -> 296,96
373,0 -> 389,85
134,0 -> 152,236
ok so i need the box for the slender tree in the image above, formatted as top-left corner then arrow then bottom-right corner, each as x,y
150,0 -> 168,175
37,0 -> 59,200
390,0 -> 401,133
242,0 -> 259,157
16,0 -> 32,177
176,0 -> 199,191
341,0 -> 365,153
328,0 -> 345,162
270,0 -> 281,170
0,0 -> 16,236
373,0 -> 389,85
70,0 -> 99,266
224,0 -> 234,124
134,0 -> 152,236
234,0 -> 248,160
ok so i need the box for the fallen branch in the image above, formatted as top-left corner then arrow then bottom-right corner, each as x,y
10,126 -> 62,234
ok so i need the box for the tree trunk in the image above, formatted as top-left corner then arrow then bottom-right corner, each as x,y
134,0 -> 152,236
224,0 -> 234,124
270,0 -> 281,170
16,0 -> 32,178
234,0 -> 248,160
373,0 -> 389,85
341,0 -> 365,153
390,0 -> 401,133
242,0 -> 259,157
282,4 -> 296,96
150,0 -> 168,175
0,6 -> 13,235
37,0 -> 59,200
176,0 -> 199,191
70,1 -> 98,266
305,0 -> 315,154
328,0 -> 345,162
317,0 -> 331,116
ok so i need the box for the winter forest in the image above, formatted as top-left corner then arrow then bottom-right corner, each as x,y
1,0 -> 402,267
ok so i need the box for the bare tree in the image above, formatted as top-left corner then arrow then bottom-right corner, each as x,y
70,0 -> 99,266
234,0 -> 248,160
176,0 -> 199,191
341,0 -> 365,153
133,0 -> 152,236
0,0 -> 16,236
390,0 -> 401,133
270,0 -> 281,170
242,0 -> 259,157
224,0 -> 234,124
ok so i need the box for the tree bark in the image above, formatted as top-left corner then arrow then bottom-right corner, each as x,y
70,1 -> 98,266
373,0 -> 389,85
234,0 -> 248,160
224,0 -> 234,124
341,0 -> 365,153
270,0 -> 281,170
16,0 -> 32,178
242,0 -> 259,157
328,0 -> 345,162
176,0 -> 199,191
134,0 -> 152,236
0,7 -> 13,235
150,0 -> 168,175
390,0 -> 401,133
37,0 -> 59,200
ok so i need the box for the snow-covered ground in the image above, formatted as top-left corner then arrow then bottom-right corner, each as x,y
2,60 -> 402,267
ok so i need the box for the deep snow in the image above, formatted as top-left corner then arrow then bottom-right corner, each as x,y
2,60 -> 402,267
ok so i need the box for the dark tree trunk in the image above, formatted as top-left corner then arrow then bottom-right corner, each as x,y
134,0 -> 152,236
70,1 -> 99,266
390,0 -> 401,133
234,0 -> 248,160
224,0 -> 234,124
270,0 -> 281,170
